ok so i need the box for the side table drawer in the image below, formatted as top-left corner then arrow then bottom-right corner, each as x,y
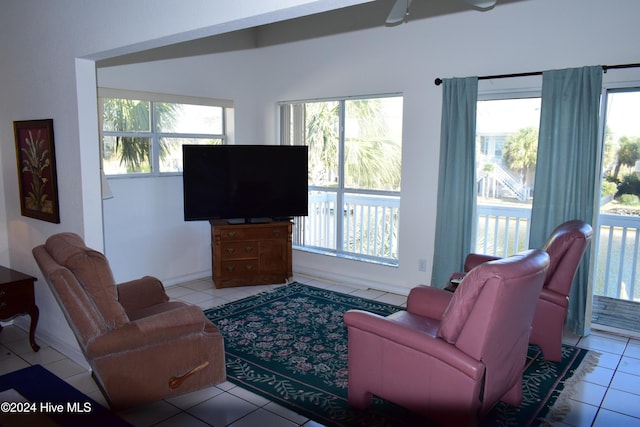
0,283 -> 35,319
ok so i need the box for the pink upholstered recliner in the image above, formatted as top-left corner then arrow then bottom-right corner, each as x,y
457,219 -> 592,361
32,232 -> 226,409
344,249 -> 549,427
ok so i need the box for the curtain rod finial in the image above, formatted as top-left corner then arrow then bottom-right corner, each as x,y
435,78 -> 443,86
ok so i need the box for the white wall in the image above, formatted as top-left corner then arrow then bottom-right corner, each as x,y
0,0 -> 369,362
99,0 -> 640,293
2,0 -> 640,362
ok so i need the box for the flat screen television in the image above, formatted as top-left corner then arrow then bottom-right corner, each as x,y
182,144 -> 308,223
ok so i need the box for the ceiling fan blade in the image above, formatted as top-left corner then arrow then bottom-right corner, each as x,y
386,0 -> 412,25
463,0 -> 497,10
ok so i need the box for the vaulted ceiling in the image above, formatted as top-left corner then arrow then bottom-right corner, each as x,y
97,0 -> 527,68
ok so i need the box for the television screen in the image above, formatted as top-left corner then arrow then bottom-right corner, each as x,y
182,145 -> 308,222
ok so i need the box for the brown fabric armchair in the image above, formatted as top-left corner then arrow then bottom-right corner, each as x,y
453,219 -> 593,361
32,232 -> 226,409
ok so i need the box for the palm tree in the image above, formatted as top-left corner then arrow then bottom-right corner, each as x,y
304,98 -> 401,190
502,126 -> 538,186
344,99 -> 401,190
102,98 -> 180,172
305,101 -> 340,186
612,136 -> 640,180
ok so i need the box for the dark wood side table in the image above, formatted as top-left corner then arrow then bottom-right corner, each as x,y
0,266 -> 40,352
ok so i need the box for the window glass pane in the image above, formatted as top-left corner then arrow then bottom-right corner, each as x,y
156,103 -> 223,134
102,135 -> 151,174
284,96 -> 402,265
301,190 -> 337,250
305,101 -> 339,187
475,97 -> 540,256
102,98 -> 150,132
343,193 -> 399,258
159,137 -> 222,173
344,97 -> 402,191
595,89 -> 640,300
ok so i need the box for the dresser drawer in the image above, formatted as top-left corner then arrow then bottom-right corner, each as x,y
210,220 -> 292,288
219,242 -> 258,260
218,225 -> 289,241
220,260 -> 260,276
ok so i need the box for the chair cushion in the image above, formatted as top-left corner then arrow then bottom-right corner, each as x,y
438,266 -> 486,344
45,233 -> 129,329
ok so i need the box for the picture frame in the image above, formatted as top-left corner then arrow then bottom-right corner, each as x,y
13,119 -> 60,223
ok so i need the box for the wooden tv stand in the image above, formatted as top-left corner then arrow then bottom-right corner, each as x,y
210,220 -> 292,288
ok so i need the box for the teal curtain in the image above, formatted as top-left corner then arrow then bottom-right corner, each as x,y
530,66 -> 603,335
431,77 -> 478,288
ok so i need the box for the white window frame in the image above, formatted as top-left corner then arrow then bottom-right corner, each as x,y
279,94 -> 403,266
474,90 -> 541,257
98,88 -> 234,177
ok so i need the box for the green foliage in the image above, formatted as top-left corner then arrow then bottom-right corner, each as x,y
618,194 -> 640,206
102,98 -> 180,172
602,180 -> 617,197
616,173 -> 640,198
304,99 -> 401,191
502,126 -> 538,185
612,136 -> 640,180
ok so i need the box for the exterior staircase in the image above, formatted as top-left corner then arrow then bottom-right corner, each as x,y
478,164 -> 529,201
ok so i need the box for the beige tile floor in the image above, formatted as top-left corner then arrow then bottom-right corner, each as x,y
2,274 -> 640,426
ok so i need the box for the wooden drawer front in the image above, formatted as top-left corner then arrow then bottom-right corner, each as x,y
220,260 -> 260,276
219,226 -> 289,241
220,242 -> 258,260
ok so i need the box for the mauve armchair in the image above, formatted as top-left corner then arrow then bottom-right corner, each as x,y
344,249 -> 549,427
32,232 -> 226,409
459,220 -> 593,361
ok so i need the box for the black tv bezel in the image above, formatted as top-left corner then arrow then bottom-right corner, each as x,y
182,144 -> 308,223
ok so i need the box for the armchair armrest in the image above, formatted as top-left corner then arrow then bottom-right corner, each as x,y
464,253 -> 501,272
539,288 -> 569,308
344,310 -> 483,380
406,285 -> 453,319
117,276 -> 169,314
86,304 -> 209,358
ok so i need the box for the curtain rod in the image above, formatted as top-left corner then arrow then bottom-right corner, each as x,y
434,62 -> 640,86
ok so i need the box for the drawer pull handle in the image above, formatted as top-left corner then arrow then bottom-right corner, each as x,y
226,248 -> 236,254
273,230 -> 280,237
0,291 -> 5,297
225,266 -> 236,272
245,246 -> 254,252
245,265 -> 254,271
228,232 -> 237,238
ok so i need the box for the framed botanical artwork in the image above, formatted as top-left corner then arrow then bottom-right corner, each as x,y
13,119 -> 60,223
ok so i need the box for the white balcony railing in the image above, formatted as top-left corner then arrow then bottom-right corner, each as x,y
293,192 -> 399,264
476,204 -> 640,302
296,195 -> 640,302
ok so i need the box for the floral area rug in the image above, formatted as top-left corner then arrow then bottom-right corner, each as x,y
204,282 -> 597,427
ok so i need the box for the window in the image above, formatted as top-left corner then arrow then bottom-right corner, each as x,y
474,96 -> 541,256
595,88 -> 640,301
280,95 -> 403,265
100,91 -> 231,176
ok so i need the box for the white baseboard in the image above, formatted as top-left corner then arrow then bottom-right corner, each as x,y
163,271 -> 211,287
293,266 -> 409,296
12,317 -> 90,370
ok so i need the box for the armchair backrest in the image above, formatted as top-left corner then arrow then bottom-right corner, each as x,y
33,233 -> 130,348
438,249 -> 549,412
541,220 -> 593,296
